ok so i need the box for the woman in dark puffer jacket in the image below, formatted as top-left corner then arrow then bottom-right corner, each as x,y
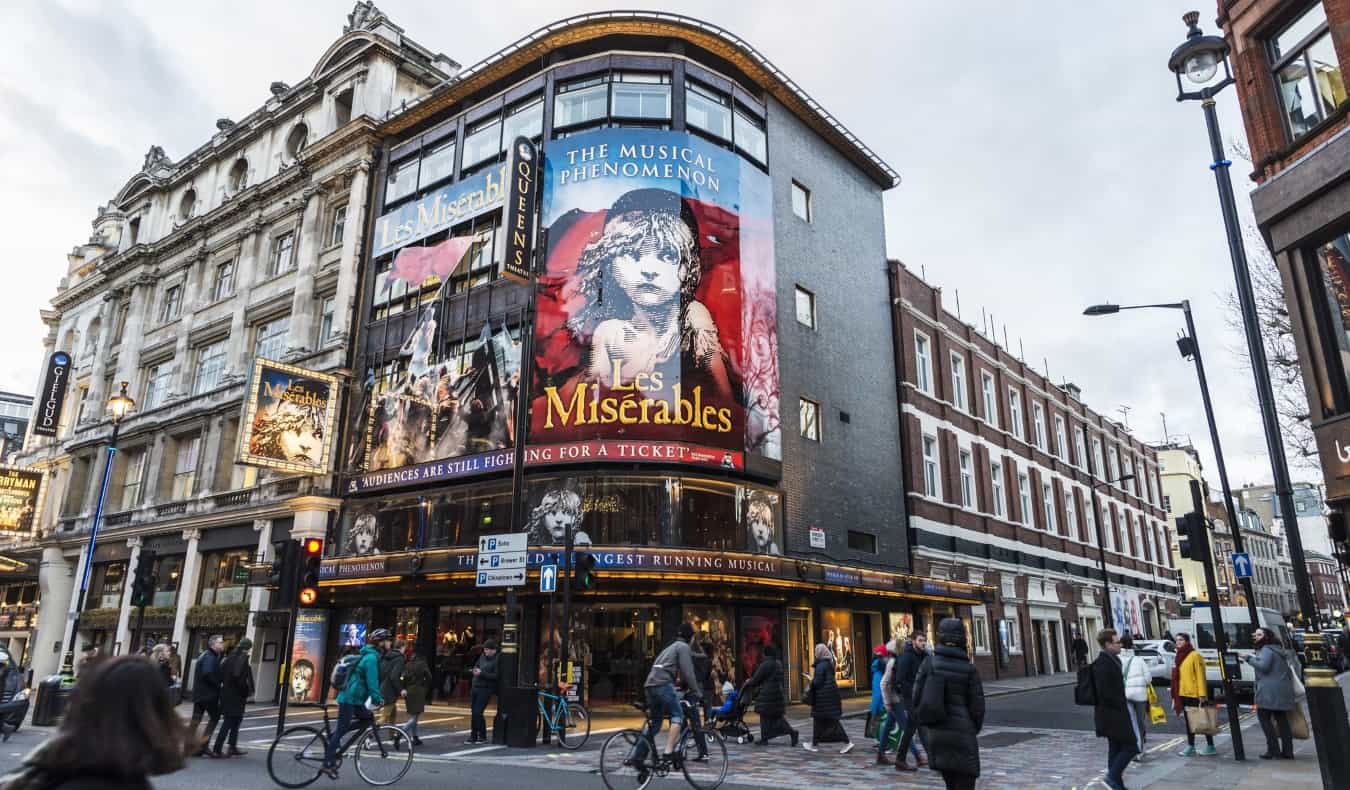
913,618 -> 985,790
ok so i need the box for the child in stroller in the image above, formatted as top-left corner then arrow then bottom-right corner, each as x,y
711,680 -> 756,744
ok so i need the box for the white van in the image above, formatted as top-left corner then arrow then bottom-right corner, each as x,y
1165,605 -> 1292,702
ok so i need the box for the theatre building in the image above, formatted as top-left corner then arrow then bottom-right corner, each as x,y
890,264 -> 1181,678
322,11 -> 989,704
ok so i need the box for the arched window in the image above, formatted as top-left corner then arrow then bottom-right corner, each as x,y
227,159 -> 248,193
83,319 -> 99,354
179,188 -> 196,220
286,123 -> 308,159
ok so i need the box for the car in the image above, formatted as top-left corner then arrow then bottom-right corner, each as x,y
1130,645 -> 1172,684
1135,638 -> 1176,684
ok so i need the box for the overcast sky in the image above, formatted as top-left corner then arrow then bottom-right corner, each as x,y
0,0 -> 1311,491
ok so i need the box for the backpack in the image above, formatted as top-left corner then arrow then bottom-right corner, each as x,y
1074,664 -> 1097,706
330,654 -> 361,692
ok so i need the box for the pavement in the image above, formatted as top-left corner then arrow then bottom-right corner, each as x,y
0,670 -> 1334,788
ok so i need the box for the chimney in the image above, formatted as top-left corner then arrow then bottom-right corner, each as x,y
1062,382 -> 1083,401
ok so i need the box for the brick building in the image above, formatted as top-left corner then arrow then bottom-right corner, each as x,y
890,262 -> 1181,678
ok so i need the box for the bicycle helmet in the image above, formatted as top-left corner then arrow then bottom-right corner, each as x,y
367,628 -> 392,643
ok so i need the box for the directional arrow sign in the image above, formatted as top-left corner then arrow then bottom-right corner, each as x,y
540,563 -> 557,593
1231,552 -> 1253,580
477,568 -> 526,588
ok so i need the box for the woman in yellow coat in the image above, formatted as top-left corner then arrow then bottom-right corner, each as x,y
1170,633 -> 1216,756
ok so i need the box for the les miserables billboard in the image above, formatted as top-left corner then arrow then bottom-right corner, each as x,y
532,128 -> 780,466
345,129 -> 779,493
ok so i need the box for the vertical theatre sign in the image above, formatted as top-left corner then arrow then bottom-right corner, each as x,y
0,466 -> 45,537
31,351 -> 72,438
503,136 -> 539,284
237,359 -> 340,474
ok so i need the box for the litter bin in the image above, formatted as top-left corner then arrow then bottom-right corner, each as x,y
31,676 -> 69,726
490,686 -> 539,748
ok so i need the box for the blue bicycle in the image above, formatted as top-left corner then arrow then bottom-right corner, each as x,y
537,683 -> 591,749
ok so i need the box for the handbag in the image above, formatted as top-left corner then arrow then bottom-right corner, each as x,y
1145,683 -> 1167,725
1286,652 -> 1306,699
1288,702 -> 1310,740
1184,703 -> 1218,736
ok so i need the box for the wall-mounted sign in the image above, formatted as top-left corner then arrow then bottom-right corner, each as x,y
373,163 -> 508,257
289,609 -> 329,703
809,526 -> 826,549
236,359 -> 340,474
502,136 -> 538,284
0,466 -> 44,536
31,351 -> 71,438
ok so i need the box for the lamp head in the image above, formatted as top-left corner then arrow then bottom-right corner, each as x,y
1168,11 -> 1233,100
106,381 -> 135,424
1083,304 -> 1121,316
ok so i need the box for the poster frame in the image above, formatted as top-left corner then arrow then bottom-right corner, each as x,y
236,358 -> 341,475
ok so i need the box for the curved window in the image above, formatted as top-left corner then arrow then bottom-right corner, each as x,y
502,95 -> 544,143
611,73 -> 671,121
733,109 -> 766,164
287,123 -> 309,159
462,115 -> 504,171
227,158 -> 248,193
386,157 -> 419,204
686,82 -> 731,140
178,188 -> 196,220
419,138 -> 456,189
555,75 -> 609,129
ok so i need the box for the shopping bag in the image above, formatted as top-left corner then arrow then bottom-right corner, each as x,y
1184,704 -> 1218,735
864,711 -> 878,740
1288,702 -> 1310,740
1146,684 -> 1167,725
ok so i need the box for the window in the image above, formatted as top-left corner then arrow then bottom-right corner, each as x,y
959,449 -> 974,508
150,554 -> 184,608
386,157 -> 419,204
950,353 -> 967,411
94,562 -> 127,609
791,181 -> 811,222
503,96 -> 544,143
286,123 -> 308,159
1008,388 -> 1024,439
1102,505 -> 1115,551
329,205 -> 347,247
319,295 -> 337,344
142,364 -> 172,409
1018,473 -> 1032,526
178,188 -> 196,221
227,158 -> 248,193
171,435 -> 200,500
972,614 -> 990,654
981,371 -> 997,427
198,549 -> 253,605
1064,488 -> 1077,539
127,218 -> 140,246
1108,447 -> 1121,485
462,114 -> 503,170
554,75 -> 609,129
611,72 -> 671,120
270,232 -> 295,276
914,332 -> 933,393
847,530 -> 877,553
799,398 -> 820,441
1004,614 -> 1021,652
733,109 -> 767,164
1268,3 -> 1345,140
1074,426 -> 1088,470
334,88 -> 353,126
1092,436 -> 1105,478
193,340 -> 227,394
254,315 -> 290,360
159,285 -> 181,323
1145,471 -> 1156,506
1054,415 -> 1068,461
419,138 -> 456,189
1032,402 -> 1046,449
211,261 -> 235,301
686,82 -> 731,140
922,434 -> 940,497
794,286 -> 816,329
120,449 -> 145,510
991,461 -> 1006,517
1084,496 -> 1097,546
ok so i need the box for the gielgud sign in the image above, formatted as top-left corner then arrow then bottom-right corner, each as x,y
533,129 -> 781,465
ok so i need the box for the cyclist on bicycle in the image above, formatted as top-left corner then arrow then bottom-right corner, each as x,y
629,622 -> 701,769
323,627 -> 387,777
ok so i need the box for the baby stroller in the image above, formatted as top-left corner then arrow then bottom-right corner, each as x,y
711,683 -> 756,744
0,650 -> 28,742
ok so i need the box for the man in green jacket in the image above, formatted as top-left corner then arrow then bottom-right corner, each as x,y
324,628 -> 388,775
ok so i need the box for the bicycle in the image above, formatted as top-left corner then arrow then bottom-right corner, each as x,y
536,682 -> 591,749
266,703 -> 414,788
599,697 -> 727,790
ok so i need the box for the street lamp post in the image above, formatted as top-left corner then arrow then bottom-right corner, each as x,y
1084,301 -> 1261,628
60,381 -> 135,676
1167,13 -> 1348,784
1086,463 -> 1133,631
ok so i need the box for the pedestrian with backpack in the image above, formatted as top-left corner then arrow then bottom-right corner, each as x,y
912,619 -> 983,790
211,638 -> 254,758
324,629 -> 386,778
1091,628 -> 1136,790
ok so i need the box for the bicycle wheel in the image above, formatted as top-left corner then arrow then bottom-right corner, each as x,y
557,702 -> 591,750
354,725 -> 414,786
599,729 -> 654,790
680,728 -> 727,790
267,725 -> 327,789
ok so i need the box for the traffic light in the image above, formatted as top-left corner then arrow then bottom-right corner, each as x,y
129,549 -> 157,608
572,551 -> 598,592
1176,512 -> 1208,561
268,539 -> 300,602
298,537 -> 323,606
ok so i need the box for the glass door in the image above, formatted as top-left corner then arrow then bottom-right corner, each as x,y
787,608 -> 811,701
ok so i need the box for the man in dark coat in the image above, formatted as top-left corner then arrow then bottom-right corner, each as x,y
378,637 -> 405,728
913,619 -> 984,790
1092,628 -> 1136,790
467,639 -> 500,744
189,635 -> 225,757
893,632 -> 930,772
741,644 -> 797,746
211,638 -> 254,758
